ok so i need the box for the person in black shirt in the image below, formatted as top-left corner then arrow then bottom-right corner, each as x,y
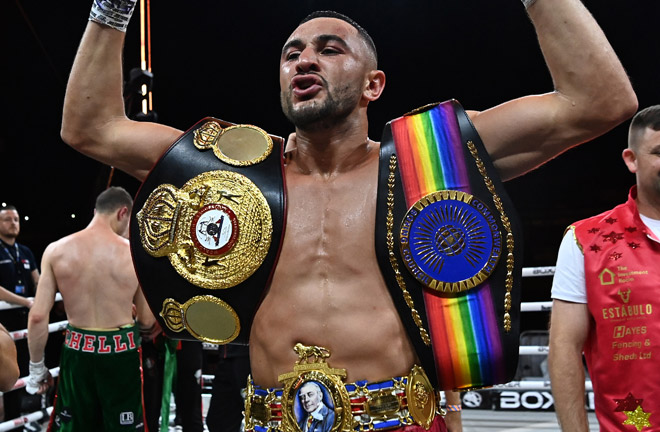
0,205 -> 40,430
0,206 -> 39,310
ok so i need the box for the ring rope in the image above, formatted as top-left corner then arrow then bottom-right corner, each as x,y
0,407 -> 53,432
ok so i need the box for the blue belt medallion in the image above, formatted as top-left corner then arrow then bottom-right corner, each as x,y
400,190 -> 502,293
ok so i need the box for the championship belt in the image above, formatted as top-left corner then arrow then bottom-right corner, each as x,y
129,118 -> 285,345
244,344 -> 437,431
375,100 -> 523,390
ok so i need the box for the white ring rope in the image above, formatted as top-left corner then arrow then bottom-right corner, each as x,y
491,380 -> 593,391
0,407 -> 53,432
0,293 -> 62,311
520,301 -> 553,312
521,266 -> 556,277
0,368 -> 60,396
8,321 -> 68,342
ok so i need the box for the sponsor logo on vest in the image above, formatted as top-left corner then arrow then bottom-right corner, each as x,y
603,265 -> 651,285
602,304 -> 652,320
613,325 -> 647,338
617,288 -> 631,303
599,268 -> 616,285
601,284 -> 653,320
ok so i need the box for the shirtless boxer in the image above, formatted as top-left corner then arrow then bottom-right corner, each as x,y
26,187 -> 155,431
60,1 -> 637,430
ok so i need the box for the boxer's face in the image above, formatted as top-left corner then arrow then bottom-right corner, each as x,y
279,18 -> 372,131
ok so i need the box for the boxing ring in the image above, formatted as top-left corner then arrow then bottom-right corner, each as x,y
0,267 -> 587,431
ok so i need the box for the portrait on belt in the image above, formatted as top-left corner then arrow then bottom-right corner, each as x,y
294,380 -> 336,432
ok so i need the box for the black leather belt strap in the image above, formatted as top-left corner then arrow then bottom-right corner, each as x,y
375,100 -> 523,389
130,117 -> 286,344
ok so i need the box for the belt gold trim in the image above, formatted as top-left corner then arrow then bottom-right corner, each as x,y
244,344 -> 438,432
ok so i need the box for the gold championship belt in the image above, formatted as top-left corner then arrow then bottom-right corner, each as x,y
129,118 -> 286,344
244,344 -> 437,431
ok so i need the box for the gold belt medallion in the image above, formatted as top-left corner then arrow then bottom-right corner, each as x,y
193,121 -> 273,167
159,295 -> 240,344
278,344 -> 353,432
246,344 -> 353,432
406,365 -> 436,429
245,344 -> 438,431
136,170 -> 273,290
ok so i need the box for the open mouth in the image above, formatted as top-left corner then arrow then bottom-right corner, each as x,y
291,74 -> 323,99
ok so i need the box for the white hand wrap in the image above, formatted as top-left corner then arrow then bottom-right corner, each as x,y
89,0 -> 138,32
522,0 -> 539,9
25,359 -> 48,395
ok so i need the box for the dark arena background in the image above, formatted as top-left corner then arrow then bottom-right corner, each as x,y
2,0 -> 660,427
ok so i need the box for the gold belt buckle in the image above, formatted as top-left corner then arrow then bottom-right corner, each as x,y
405,365 -> 436,429
275,344 -> 353,432
244,344 -> 437,431
244,380 -> 280,429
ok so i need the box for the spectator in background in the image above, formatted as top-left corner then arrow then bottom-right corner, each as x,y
0,205 -> 40,430
0,205 -> 38,310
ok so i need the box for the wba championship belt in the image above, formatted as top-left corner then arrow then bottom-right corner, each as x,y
129,118 -> 285,344
375,100 -> 523,390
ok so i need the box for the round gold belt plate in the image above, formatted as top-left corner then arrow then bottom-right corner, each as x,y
160,296 -> 240,344
137,170 -> 273,290
193,122 -> 273,167
169,170 -> 273,290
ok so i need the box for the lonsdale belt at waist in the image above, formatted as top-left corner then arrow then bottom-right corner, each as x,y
244,344 -> 439,432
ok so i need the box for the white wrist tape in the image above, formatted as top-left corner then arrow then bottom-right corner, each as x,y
522,0 -> 539,9
89,0 -> 138,32
25,359 -> 48,395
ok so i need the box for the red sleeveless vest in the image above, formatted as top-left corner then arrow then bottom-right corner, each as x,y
573,187 -> 660,431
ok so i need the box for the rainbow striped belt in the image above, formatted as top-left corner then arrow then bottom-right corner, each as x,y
376,99 -> 523,390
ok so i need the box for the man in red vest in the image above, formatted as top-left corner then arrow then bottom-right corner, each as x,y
549,105 -> 660,431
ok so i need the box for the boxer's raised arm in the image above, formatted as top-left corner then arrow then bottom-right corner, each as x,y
61,2 -> 182,181
470,0 -> 637,181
